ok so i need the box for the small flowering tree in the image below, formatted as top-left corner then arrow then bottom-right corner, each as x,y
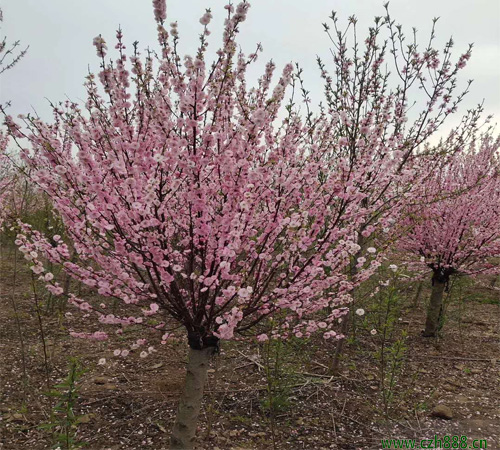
0,157 -> 24,229
309,5 -> 477,370
399,132 -> 500,337
8,1 -> 381,447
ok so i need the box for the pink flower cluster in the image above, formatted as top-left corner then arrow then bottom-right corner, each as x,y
16,228 -> 67,296
400,133 -> 500,277
152,0 -> 166,24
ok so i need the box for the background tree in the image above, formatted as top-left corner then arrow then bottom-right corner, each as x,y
399,132 -> 500,337
306,4 -> 478,370
0,6 -> 28,227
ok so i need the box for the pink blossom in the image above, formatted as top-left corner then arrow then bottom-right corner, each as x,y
199,11 -> 212,26
152,0 -> 166,23
31,264 -> 44,274
44,273 -> 54,281
92,35 -> 107,58
256,334 -> 269,342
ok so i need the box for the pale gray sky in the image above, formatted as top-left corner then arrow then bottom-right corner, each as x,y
1,0 -> 499,137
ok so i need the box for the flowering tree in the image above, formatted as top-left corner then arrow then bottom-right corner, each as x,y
308,5 -> 477,370
313,4 -> 477,250
7,1 -> 383,447
399,132 -> 500,337
0,154 -> 21,228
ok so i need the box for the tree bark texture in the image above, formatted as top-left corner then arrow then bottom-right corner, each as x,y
423,276 -> 447,337
170,346 -> 214,449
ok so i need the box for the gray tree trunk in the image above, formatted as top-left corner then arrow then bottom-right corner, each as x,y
412,281 -> 424,308
422,277 -> 447,337
170,346 -> 214,449
330,310 -> 350,374
330,234 -> 364,374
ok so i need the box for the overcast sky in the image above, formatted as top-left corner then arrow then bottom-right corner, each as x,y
1,0 -> 499,138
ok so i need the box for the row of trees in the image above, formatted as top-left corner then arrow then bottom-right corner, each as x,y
1,1 -> 499,448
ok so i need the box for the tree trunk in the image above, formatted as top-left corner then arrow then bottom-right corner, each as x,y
422,276 -> 447,337
330,234 -> 364,374
330,310 -> 350,374
170,346 -> 214,449
412,281 -> 423,308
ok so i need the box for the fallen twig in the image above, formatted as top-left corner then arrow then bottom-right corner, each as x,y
236,350 -> 264,370
409,356 -> 494,362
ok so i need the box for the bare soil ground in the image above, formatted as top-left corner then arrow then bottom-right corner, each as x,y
1,246 -> 499,450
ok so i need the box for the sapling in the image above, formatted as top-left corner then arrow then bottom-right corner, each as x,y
41,358 -> 86,450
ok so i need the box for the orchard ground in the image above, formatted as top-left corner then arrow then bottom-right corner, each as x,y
0,245 -> 499,450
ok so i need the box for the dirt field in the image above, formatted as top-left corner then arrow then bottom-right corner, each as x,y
1,246 -> 499,450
